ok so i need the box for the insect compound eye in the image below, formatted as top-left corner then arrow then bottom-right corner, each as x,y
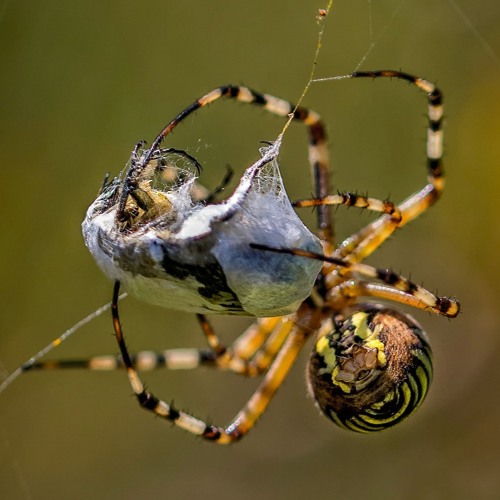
307,305 -> 433,433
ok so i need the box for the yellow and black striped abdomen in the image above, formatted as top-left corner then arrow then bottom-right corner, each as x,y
307,305 -> 432,433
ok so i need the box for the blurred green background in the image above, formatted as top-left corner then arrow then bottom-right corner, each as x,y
1,1 -> 499,499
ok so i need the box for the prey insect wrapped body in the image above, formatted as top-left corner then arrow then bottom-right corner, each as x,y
83,140 -> 322,317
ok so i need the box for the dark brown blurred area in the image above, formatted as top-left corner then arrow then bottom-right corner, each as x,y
1,1 -> 499,499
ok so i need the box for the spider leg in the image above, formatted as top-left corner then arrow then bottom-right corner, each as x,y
117,86 -> 332,242
326,255 -> 459,317
334,184 -> 439,264
112,280 -> 319,443
333,70 -> 444,264
22,315 -> 291,378
217,318 -> 315,442
197,314 -> 295,375
293,192 -> 402,224
326,278 -> 458,319
329,274 -> 458,318
231,317 -> 282,360
250,244 -> 459,318
22,349 -> 217,372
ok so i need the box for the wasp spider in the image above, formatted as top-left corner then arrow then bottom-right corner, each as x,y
24,70 -> 459,442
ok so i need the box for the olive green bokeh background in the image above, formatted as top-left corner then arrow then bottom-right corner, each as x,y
1,1 -> 499,499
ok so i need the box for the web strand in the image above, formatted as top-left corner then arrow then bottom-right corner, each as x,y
279,0 -> 334,138
0,294 -> 127,394
448,0 -> 500,67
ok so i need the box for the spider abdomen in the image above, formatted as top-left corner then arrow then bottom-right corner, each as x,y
307,305 -> 432,432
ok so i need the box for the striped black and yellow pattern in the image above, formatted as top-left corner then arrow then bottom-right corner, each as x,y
307,307 -> 433,432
